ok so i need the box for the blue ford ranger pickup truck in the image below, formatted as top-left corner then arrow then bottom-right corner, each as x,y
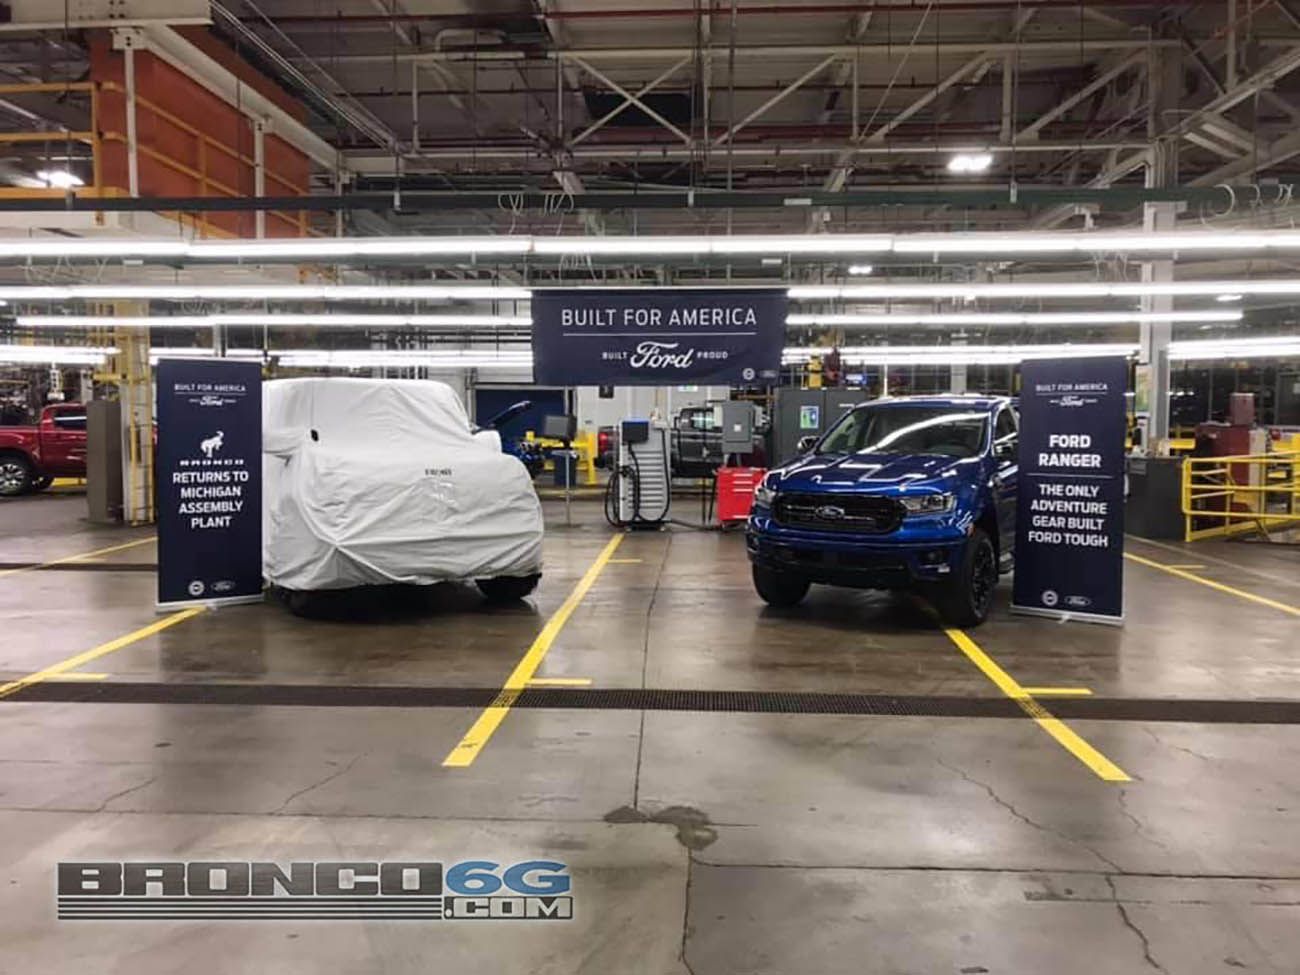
746,396 -> 1019,626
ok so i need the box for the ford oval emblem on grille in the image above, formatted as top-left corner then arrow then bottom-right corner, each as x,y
815,504 -> 846,520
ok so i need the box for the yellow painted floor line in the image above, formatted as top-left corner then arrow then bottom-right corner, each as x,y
44,672 -> 110,682
442,534 -> 624,768
0,535 -> 156,579
928,611 -> 1130,782
1124,552 -> 1300,618
526,677 -> 593,687
0,607 -> 202,700
1162,563 -> 1206,570
1022,687 -> 1094,697
607,558 -> 643,564
1125,534 -> 1300,589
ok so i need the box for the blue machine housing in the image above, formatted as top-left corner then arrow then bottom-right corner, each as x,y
746,395 -> 1018,598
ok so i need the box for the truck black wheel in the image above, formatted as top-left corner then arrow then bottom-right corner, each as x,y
752,564 -> 810,607
0,454 -> 34,497
477,573 -> 541,602
936,528 -> 998,627
284,590 -> 324,617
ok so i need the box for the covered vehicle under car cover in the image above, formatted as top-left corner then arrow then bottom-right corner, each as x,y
262,377 -> 543,591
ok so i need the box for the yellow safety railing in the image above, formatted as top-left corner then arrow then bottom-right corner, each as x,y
1182,450 -> 1300,541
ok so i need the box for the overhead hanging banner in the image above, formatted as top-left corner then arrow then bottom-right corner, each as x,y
1011,356 -> 1127,625
531,288 -> 786,386
156,358 -> 263,610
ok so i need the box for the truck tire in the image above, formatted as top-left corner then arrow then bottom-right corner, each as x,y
0,454 -> 33,497
752,564 -> 810,607
935,527 -> 998,627
477,573 -> 541,602
283,590 -> 315,617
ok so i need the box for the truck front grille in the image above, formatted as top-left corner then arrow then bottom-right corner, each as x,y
773,492 -> 904,534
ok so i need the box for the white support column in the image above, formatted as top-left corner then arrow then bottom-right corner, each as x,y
1227,0 -> 1239,88
334,169 -> 345,237
124,45 -> 140,197
1139,41 -> 1182,450
411,59 -> 421,149
949,337 -> 968,394
1001,55 -> 1014,143
1139,203 -> 1175,448
253,119 -> 266,239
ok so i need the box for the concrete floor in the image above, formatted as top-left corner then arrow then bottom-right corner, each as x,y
2,492 -> 1299,974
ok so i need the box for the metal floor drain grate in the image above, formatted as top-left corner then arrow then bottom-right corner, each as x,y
6,681 -> 1300,724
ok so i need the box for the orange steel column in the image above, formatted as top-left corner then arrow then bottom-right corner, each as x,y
88,31 -> 310,238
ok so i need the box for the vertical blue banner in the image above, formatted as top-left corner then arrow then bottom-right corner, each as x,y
1011,356 -> 1127,625
156,359 -> 263,609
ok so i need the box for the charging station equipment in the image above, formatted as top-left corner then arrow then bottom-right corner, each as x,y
605,417 -> 671,528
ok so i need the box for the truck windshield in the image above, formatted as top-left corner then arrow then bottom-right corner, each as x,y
818,405 -> 989,458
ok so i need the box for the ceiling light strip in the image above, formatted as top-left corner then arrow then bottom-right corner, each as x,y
13,230 -> 1300,261
0,285 -> 530,302
16,314 -> 532,329
786,311 -> 1243,326
789,280 -> 1300,299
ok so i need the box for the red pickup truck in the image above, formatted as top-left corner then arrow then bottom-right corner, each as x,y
0,403 -> 88,496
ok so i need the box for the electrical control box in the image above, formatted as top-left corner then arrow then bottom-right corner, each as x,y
718,401 -> 755,457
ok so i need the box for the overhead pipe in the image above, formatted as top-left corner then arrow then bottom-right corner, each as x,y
0,186 -> 1235,214
243,1 -> 1196,27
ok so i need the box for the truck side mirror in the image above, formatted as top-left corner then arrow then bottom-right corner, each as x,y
796,435 -> 819,454
994,438 -> 1016,459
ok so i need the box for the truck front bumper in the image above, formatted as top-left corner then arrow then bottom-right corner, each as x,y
745,511 -> 969,590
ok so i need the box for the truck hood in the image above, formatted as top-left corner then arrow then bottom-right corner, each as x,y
771,451 -> 978,492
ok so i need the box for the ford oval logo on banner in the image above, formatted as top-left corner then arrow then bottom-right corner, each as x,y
531,288 -> 787,386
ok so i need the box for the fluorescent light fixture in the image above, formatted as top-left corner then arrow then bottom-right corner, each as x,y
847,264 -> 873,276
193,236 -> 532,260
788,279 -> 1300,300
273,349 -> 532,370
0,284 -> 530,302
535,236 -> 704,256
785,311 -> 1242,327
533,234 -> 893,256
13,228 -> 1300,263
18,313 -> 532,329
782,343 -> 1137,366
0,239 -> 189,260
715,235 -> 891,255
946,153 -> 993,174
1169,336 -> 1300,360
891,231 -> 1300,254
0,343 -> 113,365
36,169 -> 84,189
1216,293 -> 1243,302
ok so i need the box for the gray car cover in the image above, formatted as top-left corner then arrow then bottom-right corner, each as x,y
262,377 -> 543,590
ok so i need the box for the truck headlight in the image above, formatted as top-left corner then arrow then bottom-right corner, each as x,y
754,479 -> 776,507
899,493 -> 955,515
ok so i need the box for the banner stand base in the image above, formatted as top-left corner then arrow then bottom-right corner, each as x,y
157,594 -> 265,613
1010,604 -> 1124,627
